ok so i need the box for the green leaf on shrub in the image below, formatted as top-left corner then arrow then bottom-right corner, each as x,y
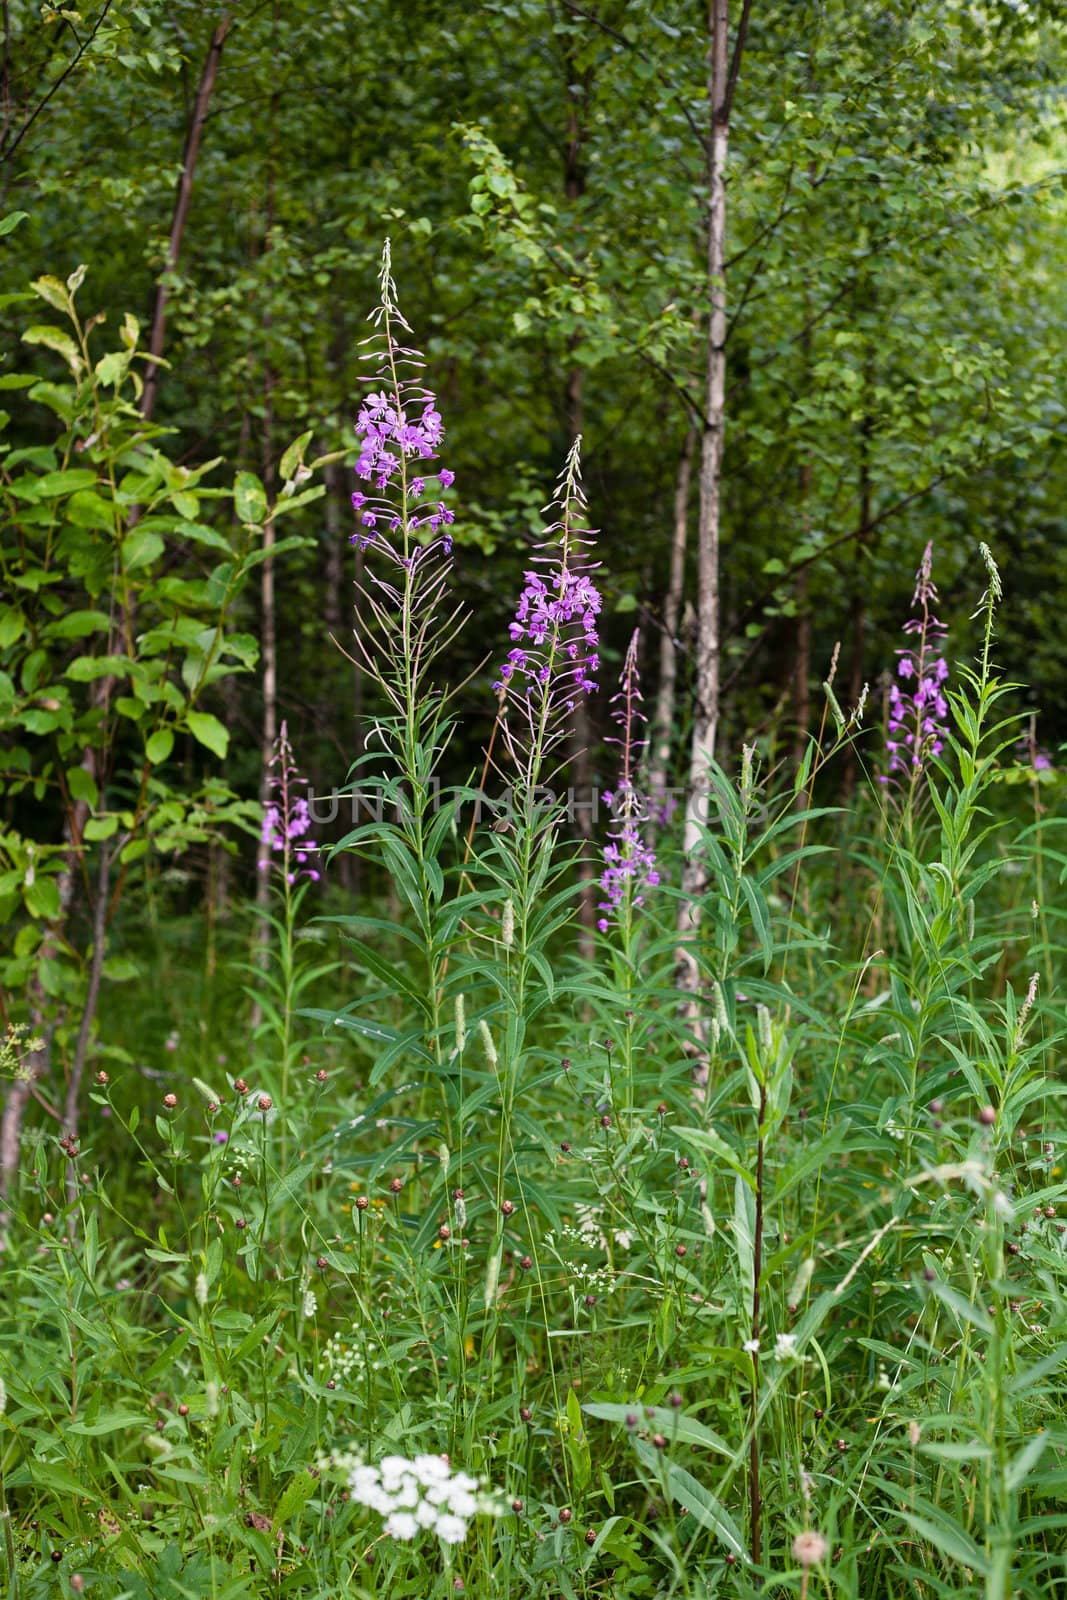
122,529 -> 164,570
234,470 -> 268,524
186,711 -> 229,759
84,815 -> 119,840
66,766 -> 99,807
24,877 -> 61,919
146,727 -> 174,764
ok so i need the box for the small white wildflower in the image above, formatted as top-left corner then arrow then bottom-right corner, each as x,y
613,1228 -> 634,1250
303,1290 -> 317,1318
773,1332 -> 798,1361
454,994 -> 466,1055
194,1272 -> 208,1308
435,1512 -> 468,1544
743,1338 -> 760,1355
347,1452 -> 500,1546
501,897 -> 514,947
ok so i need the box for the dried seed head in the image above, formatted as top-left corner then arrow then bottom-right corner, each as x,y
792,1530 -> 828,1567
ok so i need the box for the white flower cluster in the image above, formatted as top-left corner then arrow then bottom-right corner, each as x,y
349,1453 -> 490,1544
319,1325 -> 375,1389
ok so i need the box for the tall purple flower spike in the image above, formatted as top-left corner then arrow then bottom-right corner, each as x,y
349,242 -> 456,562
495,437 -> 602,777
597,631 -> 660,932
259,722 -> 321,885
884,542 -> 950,781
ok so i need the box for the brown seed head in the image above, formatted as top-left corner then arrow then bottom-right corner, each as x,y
356,1195 -> 369,1212
162,1093 -> 177,1109
558,1506 -> 572,1524
389,1176 -> 403,1194
257,1094 -> 273,1112
501,1199 -> 514,1216
234,1078 -> 248,1094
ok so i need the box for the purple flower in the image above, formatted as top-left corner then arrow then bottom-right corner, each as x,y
347,243 -> 458,649
596,631 -> 661,931
883,543 -> 950,782
259,723 -> 322,885
495,439 -> 602,775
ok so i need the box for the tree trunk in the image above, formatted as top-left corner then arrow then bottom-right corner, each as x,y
679,0 -> 747,910
250,41 -> 279,1019
841,388 -> 874,801
648,426 -> 696,825
141,13 -> 231,422
562,49 -> 597,958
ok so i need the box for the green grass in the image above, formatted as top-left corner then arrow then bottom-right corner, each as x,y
2,573 -> 1067,1600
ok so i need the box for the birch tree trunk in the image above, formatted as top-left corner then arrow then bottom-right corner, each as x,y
680,0 -> 747,911
648,426 -> 696,826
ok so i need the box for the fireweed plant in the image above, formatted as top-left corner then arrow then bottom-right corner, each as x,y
250,722 -> 333,1176
3,244 -> 1067,1599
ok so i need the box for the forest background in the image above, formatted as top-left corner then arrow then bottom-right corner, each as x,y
3,2 -> 1067,1596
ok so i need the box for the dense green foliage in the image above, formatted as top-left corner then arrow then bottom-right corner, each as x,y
2,2 -> 1067,1596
